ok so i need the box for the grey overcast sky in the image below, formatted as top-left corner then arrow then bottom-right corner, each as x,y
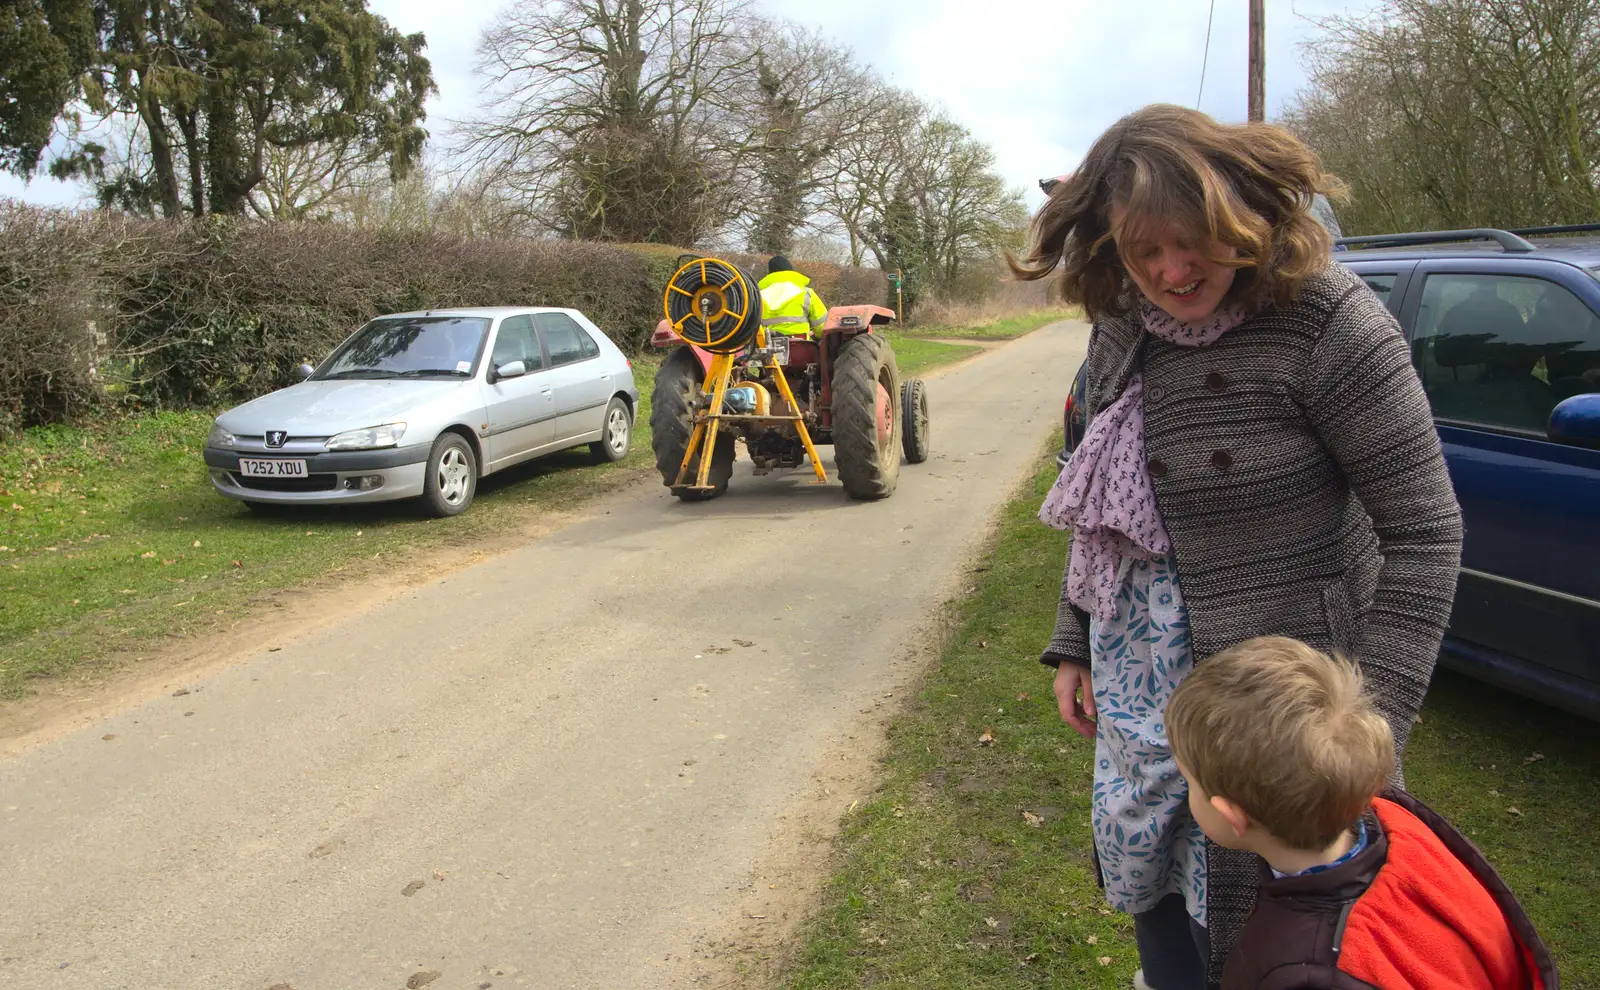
0,0 -> 1377,212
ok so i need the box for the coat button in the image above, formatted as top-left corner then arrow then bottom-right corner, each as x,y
1211,449 -> 1234,471
1148,458 -> 1168,479
1147,385 -> 1166,403
1206,371 -> 1227,392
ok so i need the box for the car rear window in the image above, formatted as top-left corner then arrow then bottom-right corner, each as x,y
1410,272 -> 1600,433
1358,273 -> 1398,306
536,313 -> 598,367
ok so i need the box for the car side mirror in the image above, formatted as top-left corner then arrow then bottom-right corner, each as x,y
490,360 -> 527,384
1549,393 -> 1600,449
297,363 -> 315,381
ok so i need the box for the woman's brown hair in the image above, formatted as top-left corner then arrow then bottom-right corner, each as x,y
1008,104 -> 1347,321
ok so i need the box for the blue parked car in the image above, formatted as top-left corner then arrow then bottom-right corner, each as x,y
1058,225 -> 1600,719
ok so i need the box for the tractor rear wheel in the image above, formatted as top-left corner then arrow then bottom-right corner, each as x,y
832,333 -> 902,500
901,378 -> 930,464
650,347 -> 735,501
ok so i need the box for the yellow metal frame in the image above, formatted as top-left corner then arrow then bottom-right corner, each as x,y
672,327 -> 829,492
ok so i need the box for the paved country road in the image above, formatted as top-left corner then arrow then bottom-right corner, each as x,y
1,322 -> 1089,990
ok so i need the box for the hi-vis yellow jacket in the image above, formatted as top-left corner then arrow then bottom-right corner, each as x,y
757,270 -> 828,337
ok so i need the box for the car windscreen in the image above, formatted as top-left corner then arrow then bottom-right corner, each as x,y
318,317 -> 490,380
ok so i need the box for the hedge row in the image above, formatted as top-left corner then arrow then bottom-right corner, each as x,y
0,203 -> 888,435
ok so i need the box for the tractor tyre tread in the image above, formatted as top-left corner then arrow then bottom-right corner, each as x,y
901,378 -> 930,464
831,333 -> 902,500
649,347 -> 734,500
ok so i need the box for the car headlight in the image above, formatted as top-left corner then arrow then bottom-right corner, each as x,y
325,423 -> 407,450
207,423 -> 236,448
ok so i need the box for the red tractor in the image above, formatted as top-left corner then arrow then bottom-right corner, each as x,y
649,256 -> 930,501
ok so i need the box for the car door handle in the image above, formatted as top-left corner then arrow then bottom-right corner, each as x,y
540,387 -> 552,395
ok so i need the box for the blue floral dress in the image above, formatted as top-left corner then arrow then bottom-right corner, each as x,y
1089,553 -> 1207,925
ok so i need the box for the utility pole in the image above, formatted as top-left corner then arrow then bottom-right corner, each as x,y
1248,0 -> 1265,122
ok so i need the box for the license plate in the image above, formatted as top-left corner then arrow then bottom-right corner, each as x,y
238,458 -> 308,478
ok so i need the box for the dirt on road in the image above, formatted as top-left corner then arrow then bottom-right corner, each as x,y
0,321 -> 1089,990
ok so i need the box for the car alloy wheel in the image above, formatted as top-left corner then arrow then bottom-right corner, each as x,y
436,446 -> 472,505
606,405 -> 630,456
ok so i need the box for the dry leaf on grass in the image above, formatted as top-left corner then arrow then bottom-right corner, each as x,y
1022,810 -> 1045,828
1098,956 -> 1113,966
977,729 -> 995,747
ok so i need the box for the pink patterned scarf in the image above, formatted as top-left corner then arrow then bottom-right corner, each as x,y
1040,297 -> 1249,621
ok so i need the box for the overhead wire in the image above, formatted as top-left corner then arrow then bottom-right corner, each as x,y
1196,0 -> 1217,108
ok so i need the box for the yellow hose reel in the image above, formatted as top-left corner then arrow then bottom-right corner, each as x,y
662,257 -> 763,354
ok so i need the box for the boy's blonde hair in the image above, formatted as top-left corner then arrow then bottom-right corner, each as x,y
1166,636 -> 1395,850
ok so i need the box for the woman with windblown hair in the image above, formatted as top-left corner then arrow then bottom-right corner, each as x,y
1010,105 -> 1463,989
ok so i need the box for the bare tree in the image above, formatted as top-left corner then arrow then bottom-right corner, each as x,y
814,94 -> 1025,312
903,116 -> 1028,288
737,19 -> 878,254
1285,0 -> 1600,233
309,156 -> 534,239
250,138 -> 374,220
816,84 -> 923,265
463,0 -> 761,244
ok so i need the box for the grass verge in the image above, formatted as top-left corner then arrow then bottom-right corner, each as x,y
1,336 -> 987,699
892,337 -> 987,377
783,452 -> 1599,988
908,310 -> 1079,341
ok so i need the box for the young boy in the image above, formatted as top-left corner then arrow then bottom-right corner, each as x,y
1164,636 -> 1558,990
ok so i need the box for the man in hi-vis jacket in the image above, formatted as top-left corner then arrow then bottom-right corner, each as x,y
757,256 -> 827,338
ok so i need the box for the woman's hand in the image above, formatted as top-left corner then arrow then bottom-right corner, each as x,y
1053,661 -> 1098,738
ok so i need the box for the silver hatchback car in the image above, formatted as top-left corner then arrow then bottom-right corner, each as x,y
203,307 -> 639,516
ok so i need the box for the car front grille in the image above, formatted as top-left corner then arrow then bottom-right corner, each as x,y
232,473 -> 339,493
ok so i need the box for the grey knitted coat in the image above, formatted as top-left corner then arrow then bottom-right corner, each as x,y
1040,262 -> 1464,984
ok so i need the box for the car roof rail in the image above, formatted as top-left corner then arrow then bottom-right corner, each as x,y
1335,228 -> 1536,253
1505,223 -> 1600,237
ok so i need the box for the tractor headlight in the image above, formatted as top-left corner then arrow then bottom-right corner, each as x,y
325,423 -> 407,450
